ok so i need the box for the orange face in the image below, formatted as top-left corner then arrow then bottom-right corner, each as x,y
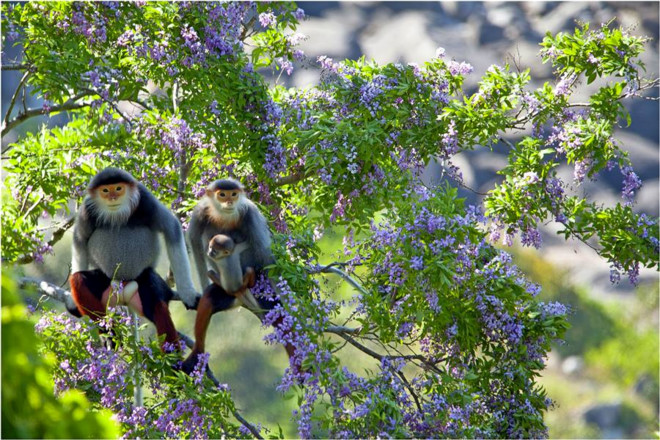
213,188 -> 242,209
96,183 -> 130,209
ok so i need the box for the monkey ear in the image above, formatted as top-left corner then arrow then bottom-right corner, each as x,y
205,189 -> 215,198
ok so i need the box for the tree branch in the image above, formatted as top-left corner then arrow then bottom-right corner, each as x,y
326,327 -> 386,360
1,94 -> 93,140
326,326 -> 444,374
309,264 -> 369,296
1,63 -> 29,71
326,324 -> 361,335
272,171 -> 309,187
396,370 -> 423,414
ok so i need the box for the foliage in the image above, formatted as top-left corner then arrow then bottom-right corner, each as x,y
1,1 -> 658,439
511,249 -> 618,357
1,271 -> 120,438
34,303 -> 249,439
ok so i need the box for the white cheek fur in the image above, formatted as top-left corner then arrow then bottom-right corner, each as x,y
90,189 -> 140,228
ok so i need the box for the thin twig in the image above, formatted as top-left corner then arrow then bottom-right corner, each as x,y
326,327 -> 386,361
309,264 -> 369,296
3,70 -> 30,132
396,371 -> 423,413
21,194 -> 45,221
458,181 -> 489,197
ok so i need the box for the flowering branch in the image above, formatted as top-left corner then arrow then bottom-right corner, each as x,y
175,331 -> 263,439
15,217 -> 76,265
20,277 -> 264,439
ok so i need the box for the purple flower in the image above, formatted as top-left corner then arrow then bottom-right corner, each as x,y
293,49 -> 305,61
277,57 -> 293,75
409,255 -> 424,270
520,227 -> 542,249
448,60 -> 473,76
573,159 -> 591,183
620,165 -> 642,205
555,73 -> 576,96
317,55 -> 338,73
539,301 -> 568,318
259,12 -> 276,28
293,8 -> 305,20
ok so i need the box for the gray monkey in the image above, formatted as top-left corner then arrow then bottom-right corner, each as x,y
69,167 -> 199,348
205,234 -> 260,312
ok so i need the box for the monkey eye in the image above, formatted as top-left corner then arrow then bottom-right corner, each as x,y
220,192 -> 226,197
116,186 -> 122,191
102,188 -> 109,193
232,192 -> 237,197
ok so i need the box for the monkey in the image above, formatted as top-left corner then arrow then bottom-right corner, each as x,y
188,178 -> 273,291
205,234 -> 260,312
67,167 -> 200,349
182,178 -> 295,372
181,234 -> 259,368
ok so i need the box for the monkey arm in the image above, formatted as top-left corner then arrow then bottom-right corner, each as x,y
71,205 -> 94,273
155,200 -> 199,307
187,210 -> 211,291
229,268 -> 261,312
243,205 -> 276,268
207,269 -> 222,287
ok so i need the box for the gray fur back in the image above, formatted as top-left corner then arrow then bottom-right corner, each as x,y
88,227 -> 159,280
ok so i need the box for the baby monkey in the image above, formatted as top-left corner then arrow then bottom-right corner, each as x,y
182,234 -> 262,371
205,234 -> 261,312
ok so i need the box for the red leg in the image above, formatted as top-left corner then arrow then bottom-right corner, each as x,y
152,300 -> 179,349
70,272 -> 106,320
181,291 -> 214,372
244,267 -> 256,288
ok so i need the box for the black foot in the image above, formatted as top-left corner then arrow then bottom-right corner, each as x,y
180,350 -> 202,374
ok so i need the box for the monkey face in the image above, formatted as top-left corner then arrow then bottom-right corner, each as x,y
95,183 -> 132,211
208,245 -> 233,260
214,189 -> 242,211
208,235 -> 235,260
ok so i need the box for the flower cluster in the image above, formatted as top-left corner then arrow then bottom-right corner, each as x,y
35,307 -> 238,439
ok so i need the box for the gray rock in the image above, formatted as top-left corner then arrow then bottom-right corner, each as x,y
583,401 -> 622,429
636,179 -> 660,217
442,1 -> 486,21
561,355 -> 584,375
528,2 -> 592,35
359,9 -> 440,64
521,2 -> 560,18
477,20 -> 506,45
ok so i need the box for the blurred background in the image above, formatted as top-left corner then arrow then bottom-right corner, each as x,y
4,2 -> 659,438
